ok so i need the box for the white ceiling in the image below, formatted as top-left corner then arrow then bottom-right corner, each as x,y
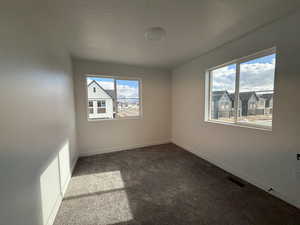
45,0 -> 300,69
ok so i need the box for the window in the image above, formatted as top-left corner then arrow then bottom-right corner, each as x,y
116,80 -> 140,118
207,48 -> 276,129
88,101 -> 93,114
97,100 -> 106,114
89,108 -> 94,114
97,100 -> 106,108
93,87 -> 96,93
86,75 -> 141,120
97,107 -> 106,114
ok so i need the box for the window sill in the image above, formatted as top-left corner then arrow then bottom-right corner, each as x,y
88,116 -> 142,122
205,119 -> 272,132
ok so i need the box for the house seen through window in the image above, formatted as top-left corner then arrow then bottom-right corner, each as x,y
86,76 -> 141,120
207,48 -> 276,129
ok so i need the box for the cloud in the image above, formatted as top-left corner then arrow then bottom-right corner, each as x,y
212,58 -> 275,93
212,66 -> 236,92
117,84 -> 139,98
88,78 -> 139,98
239,58 -> 275,92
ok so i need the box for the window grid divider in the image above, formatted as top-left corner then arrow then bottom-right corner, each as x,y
113,79 -> 118,116
234,63 -> 240,123
85,75 -> 142,121
206,47 -> 276,130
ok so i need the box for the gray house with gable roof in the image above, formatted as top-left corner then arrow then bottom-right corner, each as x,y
212,91 -> 273,119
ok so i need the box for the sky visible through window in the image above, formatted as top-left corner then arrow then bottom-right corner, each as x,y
87,76 -> 141,119
211,64 -> 236,93
87,77 -> 139,98
209,52 -> 276,128
240,54 -> 275,93
211,54 -> 276,93
117,80 -> 139,98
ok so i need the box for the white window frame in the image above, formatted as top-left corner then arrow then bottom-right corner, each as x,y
85,74 -> 142,121
205,47 -> 276,131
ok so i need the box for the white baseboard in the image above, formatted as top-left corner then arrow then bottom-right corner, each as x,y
79,140 -> 171,157
60,157 -> 78,196
46,155 -> 79,225
46,194 -> 63,225
71,156 -> 78,174
172,140 -> 300,209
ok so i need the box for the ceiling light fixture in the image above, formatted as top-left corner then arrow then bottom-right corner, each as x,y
144,27 -> 166,41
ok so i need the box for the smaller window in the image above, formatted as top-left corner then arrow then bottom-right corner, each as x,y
88,101 -> 93,107
89,108 -> 94,114
97,108 -> 106,114
97,100 -> 106,108
86,76 -> 141,120
97,100 -> 106,114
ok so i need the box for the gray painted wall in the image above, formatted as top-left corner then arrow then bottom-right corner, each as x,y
73,59 -> 171,156
0,2 -> 77,225
172,11 -> 300,208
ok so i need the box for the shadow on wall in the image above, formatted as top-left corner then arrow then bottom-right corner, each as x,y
0,139 -> 75,225
39,140 -> 74,225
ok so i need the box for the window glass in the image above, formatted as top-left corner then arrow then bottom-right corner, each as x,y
97,108 -> 106,114
210,64 -> 236,123
237,54 -> 276,127
97,100 -> 106,108
87,77 -> 115,120
207,49 -> 276,129
86,77 -> 141,120
116,80 -> 140,118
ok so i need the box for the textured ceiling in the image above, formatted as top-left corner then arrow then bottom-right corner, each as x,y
43,0 -> 300,69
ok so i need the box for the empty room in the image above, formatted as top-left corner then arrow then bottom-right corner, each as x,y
2,0 -> 300,225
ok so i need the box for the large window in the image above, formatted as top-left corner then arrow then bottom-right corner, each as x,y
86,75 -> 141,120
206,48 -> 276,129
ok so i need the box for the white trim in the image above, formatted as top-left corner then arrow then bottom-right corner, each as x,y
45,194 -> 63,225
45,156 -> 78,225
87,115 -> 141,122
205,47 -> 276,131
206,119 -> 272,131
204,71 -> 210,121
172,141 -> 300,209
84,74 -> 143,121
207,47 -> 276,71
234,62 -> 240,123
60,157 -> 78,196
79,140 -> 171,157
